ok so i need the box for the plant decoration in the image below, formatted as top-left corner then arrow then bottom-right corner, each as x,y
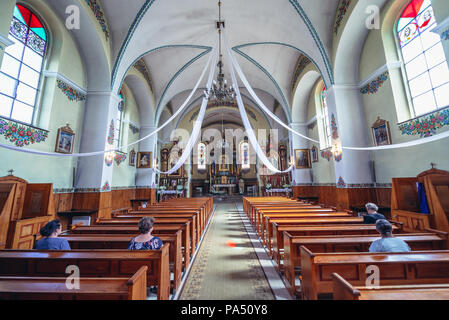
85,0 -> 109,40
360,72 -> 389,95
337,176 -> 347,188
101,180 -> 111,192
114,152 -> 127,166
0,118 -> 48,147
398,108 -> 449,138
335,0 -> 351,35
56,80 -> 86,102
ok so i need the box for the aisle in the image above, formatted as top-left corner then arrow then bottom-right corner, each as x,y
179,198 -> 275,300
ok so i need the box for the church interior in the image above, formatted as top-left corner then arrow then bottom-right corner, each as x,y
0,0 -> 449,301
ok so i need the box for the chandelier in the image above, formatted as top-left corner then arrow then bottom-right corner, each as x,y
204,1 -> 236,105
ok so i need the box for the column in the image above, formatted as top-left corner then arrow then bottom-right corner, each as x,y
76,91 -> 122,190
136,126 -> 157,188
289,122 -> 312,185
325,85 -> 373,186
0,0 -> 15,65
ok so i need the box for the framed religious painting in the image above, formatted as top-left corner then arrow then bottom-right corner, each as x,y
371,117 -> 392,146
295,149 -> 311,169
129,149 -> 136,167
311,146 -> 319,163
55,124 -> 75,154
137,152 -> 152,169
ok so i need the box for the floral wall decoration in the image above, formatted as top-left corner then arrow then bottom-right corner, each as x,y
334,153 -> 343,162
101,180 -> 111,192
134,60 -> 154,92
334,0 -> 351,35
114,152 -> 127,166
104,153 -> 113,167
85,0 -> 109,40
0,118 -> 48,147
56,80 -> 86,102
291,55 -> 311,91
331,114 -> 339,140
337,176 -> 347,188
321,149 -> 333,161
107,120 -> 115,145
398,107 -> 449,138
360,71 -> 389,95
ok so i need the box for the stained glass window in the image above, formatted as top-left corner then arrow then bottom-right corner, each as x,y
114,91 -> 125,148
0,5 -> 47,124
197,142 -> 207,171
240,141 -> 250,170
398,0 -> 449,116
320,87 -> 332,149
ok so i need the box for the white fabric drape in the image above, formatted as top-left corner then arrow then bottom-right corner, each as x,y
0,42 -> 217,158
154,45 -> 219,175
224,34 -> 294,174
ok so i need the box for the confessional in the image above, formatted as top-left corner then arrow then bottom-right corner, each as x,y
391,168 -> 449,232
0,175 -> 55,249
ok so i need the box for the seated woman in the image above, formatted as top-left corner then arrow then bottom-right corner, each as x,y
34,220 -> 71,250
369,219 -> 411,253
128,217 -> 163,250
361,203 -> 386,224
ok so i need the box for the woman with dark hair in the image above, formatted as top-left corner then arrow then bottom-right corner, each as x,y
128,217 -> 163,250
34,220 -> 71,250
369,219 -> 411,253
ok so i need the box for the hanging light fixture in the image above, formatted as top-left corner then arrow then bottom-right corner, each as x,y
204,1 -> 236,105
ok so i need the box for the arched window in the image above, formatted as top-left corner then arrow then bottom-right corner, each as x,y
114,91 -> 124,148
398,0 -> 449,116
197,142 -> 207,171
320,87 -> 332,149
240,141 -> 250,170
0,5 -> 47,124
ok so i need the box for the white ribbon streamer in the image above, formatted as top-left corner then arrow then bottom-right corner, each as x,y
154,44 -> 219,175
0,42 -> 217,158
224,32 -> 449,152
224,35 -> 293,174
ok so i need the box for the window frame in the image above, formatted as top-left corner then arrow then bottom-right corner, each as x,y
395,0 -> 449,118
0,4 -> 48,125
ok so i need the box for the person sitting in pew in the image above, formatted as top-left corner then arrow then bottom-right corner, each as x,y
128,217 -> 163,250
360,203 -> 386,224
369,219 -> 411,253
34,220 -> 71,250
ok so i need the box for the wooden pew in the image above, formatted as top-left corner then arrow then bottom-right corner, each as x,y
270,224 -> 402,268
73,223 -> 192,269
263,217 -> 364,247
284,232 -> 448,297
332,273 -> 449,300
96,217 -> 197,255
61,232 -> 182,291
300,247 -> 449,300
0,247 -> 170,300
258,211 -> 350,241
250,204 -> 320,223
0,266 -> 148,300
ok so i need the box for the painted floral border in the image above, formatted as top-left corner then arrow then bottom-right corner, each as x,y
101,180 -> 111,192
0,117 -> 48,147
291,55 -> 311,91
337,176 -> 347,188
398,107 -> 449,138
360,71 -> 389,95
57,80 -> 86,102
321,149 -> 333,161
334,0 -> 351,35
114,152 -> 127,166
85,0 -> 110,40
107,120 -> 115,145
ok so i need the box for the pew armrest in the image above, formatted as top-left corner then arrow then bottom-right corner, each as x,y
389,220 -> 404,229
424,228 -> 449,239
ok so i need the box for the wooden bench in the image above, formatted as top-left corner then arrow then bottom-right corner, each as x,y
332,273 -> 449,300
61,232 -> 182,291
263,217 -> 364,248
0,266 -> 148,300
0,247 -> 170,300
300,247 -> 449,300
73,223 -> 192,268
284,232 -> 448,297
250,204 -> 320,223
270,224 -> 402,268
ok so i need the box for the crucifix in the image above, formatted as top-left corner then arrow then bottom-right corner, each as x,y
8,169 -> 14,176
431,163 -> 437,169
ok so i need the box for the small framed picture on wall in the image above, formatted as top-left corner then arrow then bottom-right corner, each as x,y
55,124 -> 75,154
295,149 -> 311,169
311,146 -> 319,163
137,152 -> 152,169
129,149 -> 136,167
371,117 -> 392,146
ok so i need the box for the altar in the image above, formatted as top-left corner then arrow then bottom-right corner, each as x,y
213,184 -> 236,195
